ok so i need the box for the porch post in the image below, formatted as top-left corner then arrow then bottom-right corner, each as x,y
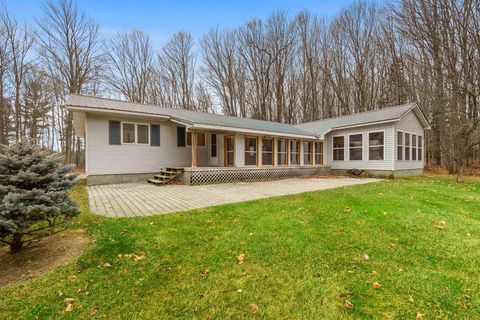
191,130 -> 197,168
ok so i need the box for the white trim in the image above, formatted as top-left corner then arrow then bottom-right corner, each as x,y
367,130 -> 386,161
121,121 -> 150,145
332,134 -> 346,161
191,123 -> 318,140
347,133 -> 363,161
66,106 -> 171,120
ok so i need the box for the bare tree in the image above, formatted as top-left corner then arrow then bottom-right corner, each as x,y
0,12 -> 11,145
36,0 -> 102,162
2,8 -> 34,140
157,32 -> 196,109
105,29 -> 154,103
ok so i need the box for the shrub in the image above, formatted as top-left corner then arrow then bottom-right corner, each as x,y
0,141 -> 79,253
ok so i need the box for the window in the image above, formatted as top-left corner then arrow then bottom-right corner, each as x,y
245,136 -> 258,166
405,133 -> 410,160
412,134 -> 417,161
303,141 -> 312,165
315,141 -> 323,165
177,127 -> 186,147
397,131 -> 403,161
122,123 -> 135,143
349,134 -> 363,161
187,132 -> 206,147
262,138 -> 273,166
277,139 -> 287,165
418,136 -> 423,161
109,121 -> 121,145
368,132 -> 384,160
137,124 -> 149,144
333,136 -> 345,161
150,124 -> 160,146
211,134 -> 217,157
290,140 -> 300,165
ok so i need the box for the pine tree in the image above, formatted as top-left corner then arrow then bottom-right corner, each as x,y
0,140 -> 79,253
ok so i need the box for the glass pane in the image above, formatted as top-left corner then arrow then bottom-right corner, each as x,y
412,134 -> 417,147
369,132 -> 384,146
315,154 -> 322,164
397,131 -> 403,145
418,148 -> 422,161
333,136 -> 344,148
277,140 -> 286,153
412,147 -> 417,160
262,139 -> 273,152
397,146 -> 403,160
405,147 -> 410,160
278,153 -> 287,165
137,124 -> 148,144
405,133 -> 410,145
226,137 -> 234,151
211,134 -> 217,157
290,152 -> 298,165
349,134 -> 362,148
122,123 -> 135,143
290,140 -> 298,153
350,148 -> 362,160
418,136 -> 423,148
262,153 -> 273,165
245,152 -> 257,165
245,137 -> 257,165
369,146 -> 384,160
333,149 -> 344,161
227,151 -> 234,166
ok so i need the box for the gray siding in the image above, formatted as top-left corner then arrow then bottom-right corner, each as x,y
86,113 -> 208,175
394,110 -> 425,170
325,123 -> 395,170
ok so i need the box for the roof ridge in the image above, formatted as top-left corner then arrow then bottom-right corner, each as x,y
299,102 -> 416,125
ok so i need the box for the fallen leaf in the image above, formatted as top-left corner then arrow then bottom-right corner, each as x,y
416,312 -> 424,320
251,303 -> 259,314
89,306 -> 98,316
439,220 -> 446,225
58,290 -> 64,297
363,253 -> 370,260
237,289 -> 243,293
103,263 -> 112,268
344,207 -> 351,213
372,282 -> 381,289
120,229 -> 129,234
199,269 -> 209,277
408,295 -> 414,303
64,298 -> 75,303
372,270 -> 380,276
237,254 -> 245,264
65,303 -> 74,312
344,300 -> 354,309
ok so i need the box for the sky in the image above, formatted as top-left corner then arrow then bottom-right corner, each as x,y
2,0 -> 354,46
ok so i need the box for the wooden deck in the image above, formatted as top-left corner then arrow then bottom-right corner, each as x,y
88,177 -> 380,217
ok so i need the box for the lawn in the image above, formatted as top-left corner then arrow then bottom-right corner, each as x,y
0,175 -> 479,319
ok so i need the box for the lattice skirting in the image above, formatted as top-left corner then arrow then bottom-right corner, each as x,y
180,167 -> 331,185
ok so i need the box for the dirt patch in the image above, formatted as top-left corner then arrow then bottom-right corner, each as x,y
0,230 -> 90,287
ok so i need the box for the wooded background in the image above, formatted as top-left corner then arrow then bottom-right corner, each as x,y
0,0 -> 478,175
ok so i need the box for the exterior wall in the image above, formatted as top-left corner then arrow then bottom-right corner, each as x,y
394,111 -> 425,170
325,123 -> 395,170
86,113 -> 208,176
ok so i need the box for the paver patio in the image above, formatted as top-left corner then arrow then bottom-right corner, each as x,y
87,177 -> 380,217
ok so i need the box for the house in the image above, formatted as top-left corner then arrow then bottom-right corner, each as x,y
66,95 -> 430,185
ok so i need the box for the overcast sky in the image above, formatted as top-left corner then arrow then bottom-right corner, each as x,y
2,0 -> 353,45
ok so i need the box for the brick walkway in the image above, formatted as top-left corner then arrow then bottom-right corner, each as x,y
88,177 -> 380,217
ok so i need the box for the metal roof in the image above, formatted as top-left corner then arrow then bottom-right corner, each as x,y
66,94 -> 318,138
295,103 -> 430,138
66,95 -> 429,140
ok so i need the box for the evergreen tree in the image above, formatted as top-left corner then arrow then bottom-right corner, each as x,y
0,140 -> 79,253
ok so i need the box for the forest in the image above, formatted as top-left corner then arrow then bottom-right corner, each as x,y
0,0 -> 479,176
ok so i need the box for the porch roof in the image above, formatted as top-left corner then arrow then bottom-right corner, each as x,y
66,94 -> 318,139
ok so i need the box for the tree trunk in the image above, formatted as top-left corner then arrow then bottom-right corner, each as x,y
10,233 -> 22,254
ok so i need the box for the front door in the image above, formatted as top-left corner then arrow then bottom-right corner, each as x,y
224,135 -> 235,166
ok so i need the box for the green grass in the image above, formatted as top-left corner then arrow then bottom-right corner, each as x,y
1,175 -> 479,319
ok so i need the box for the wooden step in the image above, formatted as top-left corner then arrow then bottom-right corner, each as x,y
147,178 -> 166,185
154,174 -> 174,180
